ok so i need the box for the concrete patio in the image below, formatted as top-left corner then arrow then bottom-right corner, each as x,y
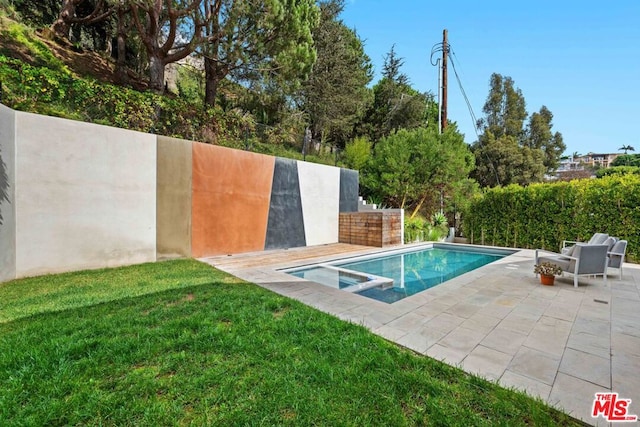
200,243 -> 640,426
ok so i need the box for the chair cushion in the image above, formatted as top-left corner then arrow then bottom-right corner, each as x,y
603,237 -> 617,250
589,233 -> 609,245
561,245 -> 574,256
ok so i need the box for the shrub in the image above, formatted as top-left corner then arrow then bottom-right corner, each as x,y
462,175 -> 640,261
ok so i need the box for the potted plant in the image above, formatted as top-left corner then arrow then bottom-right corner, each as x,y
533,262 -> 563,285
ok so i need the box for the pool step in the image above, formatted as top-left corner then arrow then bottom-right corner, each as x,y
317,264 -> 393,293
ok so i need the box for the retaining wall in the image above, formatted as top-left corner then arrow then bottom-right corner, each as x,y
0,104 -> 360,281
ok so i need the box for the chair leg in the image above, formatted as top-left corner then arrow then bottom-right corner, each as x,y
574,274 -> 578,288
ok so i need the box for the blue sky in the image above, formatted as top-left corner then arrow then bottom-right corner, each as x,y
340,1 -> 639,156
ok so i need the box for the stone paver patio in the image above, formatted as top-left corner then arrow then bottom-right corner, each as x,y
201,243 -> 640,426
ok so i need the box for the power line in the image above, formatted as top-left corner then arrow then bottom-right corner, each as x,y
448,49 -> 479,140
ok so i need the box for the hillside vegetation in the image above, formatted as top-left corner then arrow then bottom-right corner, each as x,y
0,14 -> 336,164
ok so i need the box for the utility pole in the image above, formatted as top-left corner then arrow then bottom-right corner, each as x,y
441,29 -> 448,131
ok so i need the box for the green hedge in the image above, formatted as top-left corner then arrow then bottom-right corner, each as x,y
462,175 -> 640,262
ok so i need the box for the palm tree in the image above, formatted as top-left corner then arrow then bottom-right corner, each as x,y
618,145 -> 635,154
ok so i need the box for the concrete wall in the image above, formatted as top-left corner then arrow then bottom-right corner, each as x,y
0,104 -> 16,282
0,104 -> 361,280
14,112 -> 157,277
298,161 -> 340,246
157,136 -> 192,259
191,143 -> 274,257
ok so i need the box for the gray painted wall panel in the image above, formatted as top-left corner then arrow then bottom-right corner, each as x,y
265,158 -> 306,249
339,168 -> 359,212
0,104 -> 16,282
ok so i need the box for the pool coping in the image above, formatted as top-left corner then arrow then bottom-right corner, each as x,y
200,242 -> 640,426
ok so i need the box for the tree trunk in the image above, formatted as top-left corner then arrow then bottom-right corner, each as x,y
149,55 -> 165,93
204,57 -> 220,107
50,0 -> 77,39
114,6 -> 128,84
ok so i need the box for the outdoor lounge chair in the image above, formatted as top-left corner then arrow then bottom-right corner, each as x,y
535,244 -> 609,288
608,240 -> 628,279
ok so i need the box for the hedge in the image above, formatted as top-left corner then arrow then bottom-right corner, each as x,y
462,175 -> 640,262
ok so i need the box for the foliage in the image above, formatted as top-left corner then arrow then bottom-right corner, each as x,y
611,153 -> 640,167
200,0 -> 319,107
0,18 -> 66,71
472,131 -> 545,187
472,73 -> 563,187
462,175 -> 640,261
523,106 -> 566,173
301,0 -> 373,148
404,215 -> 429,242
533,261 -> 562,276
595,165 -> 640,178
446,178 -> 481,233
0,261 -> 581,426
10,0 -> 59,28
360,46 -> 435,142
403,214 -> 448,243
363,126 -> 474,218
342,135 -> 371,170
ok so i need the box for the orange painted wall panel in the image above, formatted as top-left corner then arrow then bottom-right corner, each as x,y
191,143 -> 274,257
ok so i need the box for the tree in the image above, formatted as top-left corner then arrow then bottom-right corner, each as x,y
301,0 -> 372,148
471,131 -> 545,187
360,46 -> 433,142
200,0 -> 319,108
50,0 -> 114,41
476,73 -> 527,140
362,126 -> 474,217
129,0 -> 205,93
524,105 -> 566,173
612,154 -> 640,167
472,73 -> 552,187
618,145 -> 635,155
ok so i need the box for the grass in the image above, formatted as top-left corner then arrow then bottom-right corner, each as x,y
0,260 -> 583,426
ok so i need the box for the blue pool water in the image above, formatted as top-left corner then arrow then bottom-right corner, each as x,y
287,244 -> 513,304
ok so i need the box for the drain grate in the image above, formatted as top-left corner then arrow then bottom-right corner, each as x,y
593,299 -> 609,304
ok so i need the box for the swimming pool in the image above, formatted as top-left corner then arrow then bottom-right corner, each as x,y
285,244 -> 516,303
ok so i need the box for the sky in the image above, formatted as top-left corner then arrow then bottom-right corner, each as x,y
340,0 -> 639,156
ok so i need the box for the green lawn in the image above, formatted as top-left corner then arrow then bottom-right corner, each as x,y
0,260 -> 582,426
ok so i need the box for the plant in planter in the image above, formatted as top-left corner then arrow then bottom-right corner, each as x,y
533,262 -> 563,285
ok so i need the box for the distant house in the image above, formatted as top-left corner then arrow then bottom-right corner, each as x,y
555,152 -> 621,180
575,152 -> 620,168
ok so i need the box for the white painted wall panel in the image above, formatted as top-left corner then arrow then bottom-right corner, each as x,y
297,161 -> 340,246
14,112 -> 157,277
0,104 -> 16,281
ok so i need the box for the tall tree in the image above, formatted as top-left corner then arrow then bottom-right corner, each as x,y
472,73 -> 551,187
129,0 -> 205,93
301,0 -> 372,148
476,73 -> 527,140
361,46 -> 432,142
524,105 -> 566,173
200,0 -> 319,108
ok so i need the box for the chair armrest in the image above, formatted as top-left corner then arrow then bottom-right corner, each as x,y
535,248 -> 577,265
562,240 -> 580,248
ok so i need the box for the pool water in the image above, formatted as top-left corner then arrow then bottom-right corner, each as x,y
287,245 -> 512,304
